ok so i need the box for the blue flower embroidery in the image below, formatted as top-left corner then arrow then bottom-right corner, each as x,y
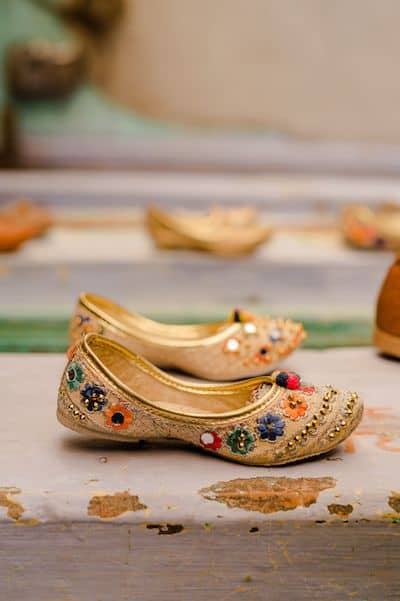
80,383 -> 107,412
257,413 -> 285,442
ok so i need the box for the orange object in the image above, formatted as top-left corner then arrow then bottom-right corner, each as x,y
0,199 -> 52,252
374,256 -> 400,358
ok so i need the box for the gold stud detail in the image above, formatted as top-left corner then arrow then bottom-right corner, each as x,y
328,432 -> 336,439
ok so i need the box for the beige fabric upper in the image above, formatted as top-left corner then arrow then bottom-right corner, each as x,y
68,293 -> 305,380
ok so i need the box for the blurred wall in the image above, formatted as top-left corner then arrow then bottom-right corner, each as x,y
91,0 -> 400,142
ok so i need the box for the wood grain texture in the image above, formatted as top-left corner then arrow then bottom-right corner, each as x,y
1,521 -> 399,600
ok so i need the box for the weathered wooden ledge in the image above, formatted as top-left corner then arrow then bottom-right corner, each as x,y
1,348 -> 399,600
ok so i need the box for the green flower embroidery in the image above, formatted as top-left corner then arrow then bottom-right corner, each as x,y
66,361 -> 85,391
227,426 -> 255,455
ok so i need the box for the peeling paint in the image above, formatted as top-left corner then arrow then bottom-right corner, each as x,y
88,491 -> 147,519
327,503 -> 354,518
14,518 -> 39,527
199,476 -> 336,514
0,487 -> 25,521
146,523 -> 184,535
349,407 -> 400,453
388,491 -> 400,513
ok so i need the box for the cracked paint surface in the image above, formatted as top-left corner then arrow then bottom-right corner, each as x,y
199,476 -> 336,514
88,491 -> 147,519
346,407 -> 400,453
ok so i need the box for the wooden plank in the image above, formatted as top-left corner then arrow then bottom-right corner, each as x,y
3,169 -> 400,207
0,348 -> 399,600
0,227 -> 392,318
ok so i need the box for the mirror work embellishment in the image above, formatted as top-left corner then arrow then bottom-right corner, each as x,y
66,361 -> 85,391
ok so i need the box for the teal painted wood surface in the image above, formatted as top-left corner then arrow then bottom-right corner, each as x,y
0,315 -> 372,352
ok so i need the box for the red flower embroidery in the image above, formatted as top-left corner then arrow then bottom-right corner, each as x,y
200,431 -> 222,450
300,385 -> 315,395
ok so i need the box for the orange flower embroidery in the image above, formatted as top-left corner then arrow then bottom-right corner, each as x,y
254,344 -> 272,364
105,404 -> 133,431
282,393 -> 308,420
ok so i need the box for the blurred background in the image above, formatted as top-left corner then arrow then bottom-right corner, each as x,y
0,0 -> 399,351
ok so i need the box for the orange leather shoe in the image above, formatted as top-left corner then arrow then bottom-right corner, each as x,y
374,256 -> 400,358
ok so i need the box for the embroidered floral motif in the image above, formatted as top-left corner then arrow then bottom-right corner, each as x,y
299,385 -> 315,395
80,383 -> 107,412
66,361 -> 85,391
105,403 -> 133,430
282,393 -> 308,420
269,327 -> 282,343
200,431 -> 222,450
257,413 -> 285,441
72,314 -> 103,338
66,342 -> 79,361
254,345 -> 271,363
227,426 -> 255,455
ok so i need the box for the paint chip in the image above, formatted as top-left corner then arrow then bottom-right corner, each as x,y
199,476 -> 336,514
327,503 -> 354,518
388,491 -> 400,513
146,523 -> 184,535
0,487 -> 25,521
88,491 -> 147,519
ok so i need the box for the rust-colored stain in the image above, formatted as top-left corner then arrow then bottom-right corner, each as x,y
0,487 -> 25,521
388,491 -> 400,513
146,523 -> 184,535
327,503 -> 353,518
199,476 -> 336,514
88,491 -> 147,519
348,407 -> 400,453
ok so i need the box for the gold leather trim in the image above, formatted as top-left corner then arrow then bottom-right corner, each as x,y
82,333 -> 280,422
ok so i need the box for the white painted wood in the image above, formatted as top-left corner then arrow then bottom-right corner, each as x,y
0,227 -> 392,316
0,349 -> 399,600
3,169 -> 400,207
